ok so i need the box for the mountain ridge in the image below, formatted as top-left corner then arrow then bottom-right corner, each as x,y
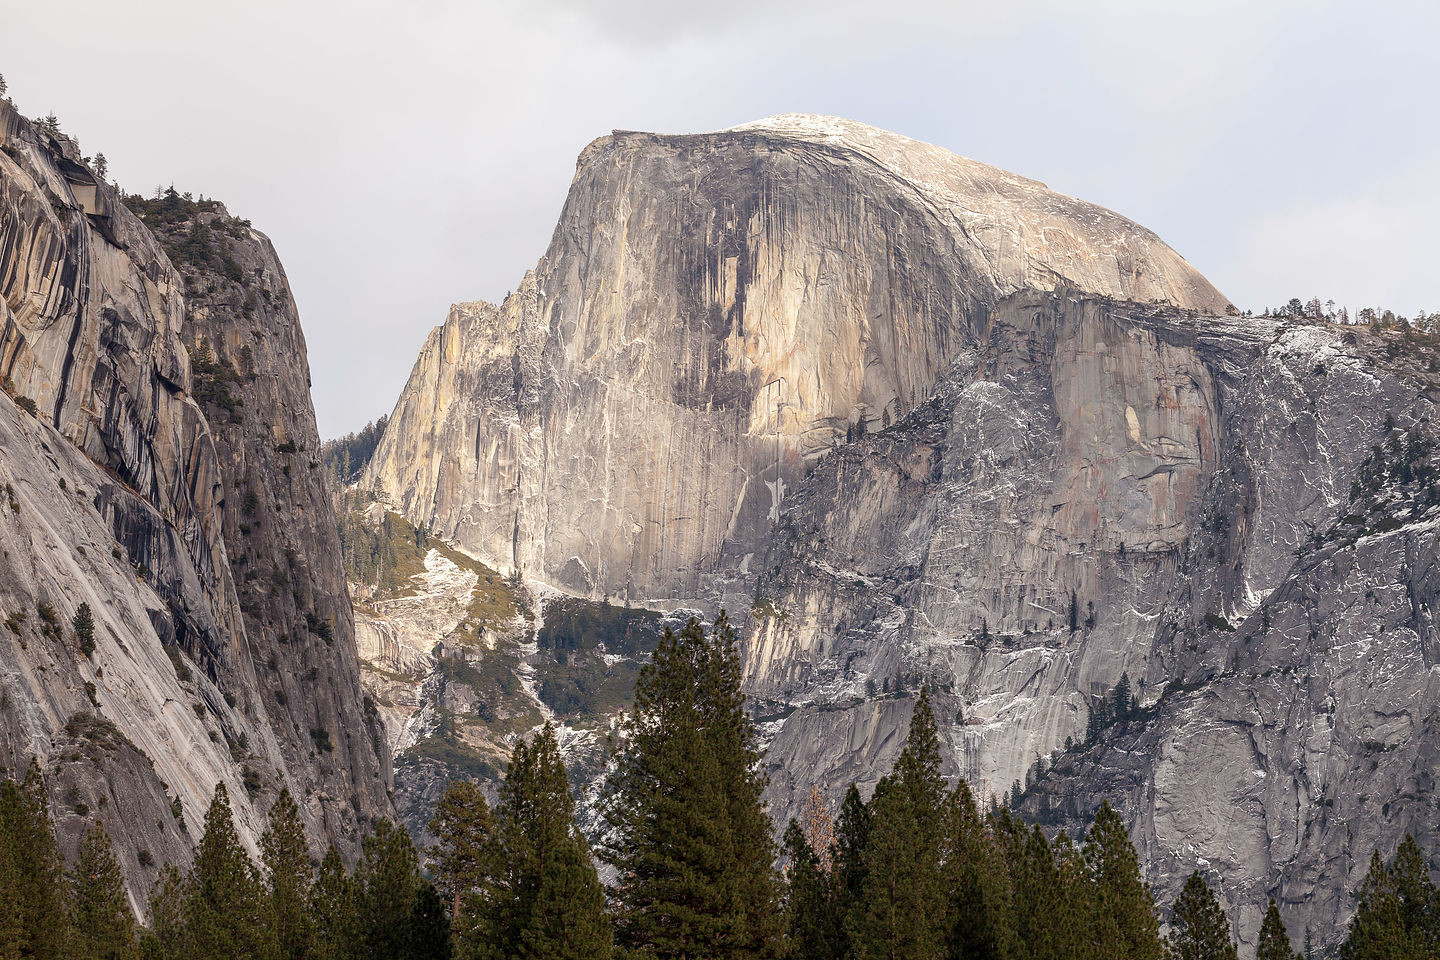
0,98 -> 392,899
359,116 -> 1439,952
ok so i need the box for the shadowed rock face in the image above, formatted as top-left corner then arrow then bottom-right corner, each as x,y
363,115 -> 1228,608
0,100 -> 389,899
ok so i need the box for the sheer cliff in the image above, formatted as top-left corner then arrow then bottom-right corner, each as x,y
363,115 -> 1228,607
0,100 -> 389,899
363,113 -> 1438,950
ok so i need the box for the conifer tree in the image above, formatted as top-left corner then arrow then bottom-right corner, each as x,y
515,835 -> 612,960
185,783 -> 273,960
1384,836 -> 1438,949
784,819 -> 843,960
261,789 -> 314,960
142,864 -> 188,960
1082,801 -> 1161,960
848,689 -> 948,960
1113,672 -> 1133,719
601,613 -> 781,959
798,785 -> 836,874
429,780 -> 498,920
407,881 -> 452,960
0,760 -> 70,958
70,820 -> 136,960
1340,837 -> 1437,960
1052,831 -> 1099,960
1018,824 -> 1070,960
1166,871 -> 1237,960
0,797 -> 25,960
475,723 -> 610,960
830,783 -> 871,960
1256,899 -> 1300,960
310,847 -> 361,960
74,602 -> 96,657
943,780 -> 1019,960
356,819 -> 422,960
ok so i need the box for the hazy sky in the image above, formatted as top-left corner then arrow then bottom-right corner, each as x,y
3,1 -> 1435,436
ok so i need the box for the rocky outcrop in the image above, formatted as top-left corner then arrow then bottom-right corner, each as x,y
141,189 -> 392,854
0,98 -> 389,897
365,113 -> 1438,950
363,115 -> 1228,608
752,294 -> 1439,950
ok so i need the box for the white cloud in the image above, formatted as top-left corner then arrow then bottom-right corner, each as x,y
1,0 -> 1434,434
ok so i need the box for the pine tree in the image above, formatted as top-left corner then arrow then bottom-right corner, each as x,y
0,795 -> 25,960
0,760 -> 70,958
407,881 -> 452,960
1018,824 -> 1071,960
1340,837 -> 1437,960
185,782 -> 273,960
848,689 -> 948,960
1082,801 -> 1161,960
1052,831 -> 1099,960
830,783 -> 870,960
515,836 -> 612,960
943,780 -> 1019,960
70,820 -> 136,960
474,723 -> 610,960
356,819 -> 421,960
1113,672 -> 1133,719
798,785 -> 836,874
142,864 -> 188,960
601,613 -> 781,959
784,819 -> 843,960
311,847 -> 361,960
1385,836 -> 1438,949
429,780 -> 498,920
1166,871 -> 1237,960
261,789 -> 314,960
74,602 -> 96,657
1256,899 -> 1300,960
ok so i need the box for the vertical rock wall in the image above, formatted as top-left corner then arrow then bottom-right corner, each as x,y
363,117 -> 1228,608
0,99 -> 390,898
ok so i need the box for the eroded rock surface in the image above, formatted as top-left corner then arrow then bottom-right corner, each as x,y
0,100 -> 390,897
361,114 -> 1434,949
363,115 -> 1228,608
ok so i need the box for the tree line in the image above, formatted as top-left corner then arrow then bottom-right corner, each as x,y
2,612 -> 1436,959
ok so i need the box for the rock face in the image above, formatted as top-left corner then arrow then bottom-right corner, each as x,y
0,99 -> 389,899
365,114 -> 1436,949
140,188 -> 393,853
755,295 -> 1440,951
363,115 -> 1228,607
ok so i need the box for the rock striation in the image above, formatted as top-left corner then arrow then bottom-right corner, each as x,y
363,115 -> 1228,607
0,99 -> 389,901
754,295 -> 1440,951
365,113 -> 1439,950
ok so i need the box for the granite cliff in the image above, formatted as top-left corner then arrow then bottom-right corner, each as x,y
362,115 -> 1227,607
0,99 -> 390,903
362,114 -> 1437,950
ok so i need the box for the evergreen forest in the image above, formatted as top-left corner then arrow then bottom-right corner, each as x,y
0,614 -> 1434,960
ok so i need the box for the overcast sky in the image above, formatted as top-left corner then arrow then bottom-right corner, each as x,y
3,1 -> 1435,436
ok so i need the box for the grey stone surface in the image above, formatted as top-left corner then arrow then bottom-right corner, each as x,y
366,114 -> 1438,952
0,99 -> 390,900
363,115 -> 1228,609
